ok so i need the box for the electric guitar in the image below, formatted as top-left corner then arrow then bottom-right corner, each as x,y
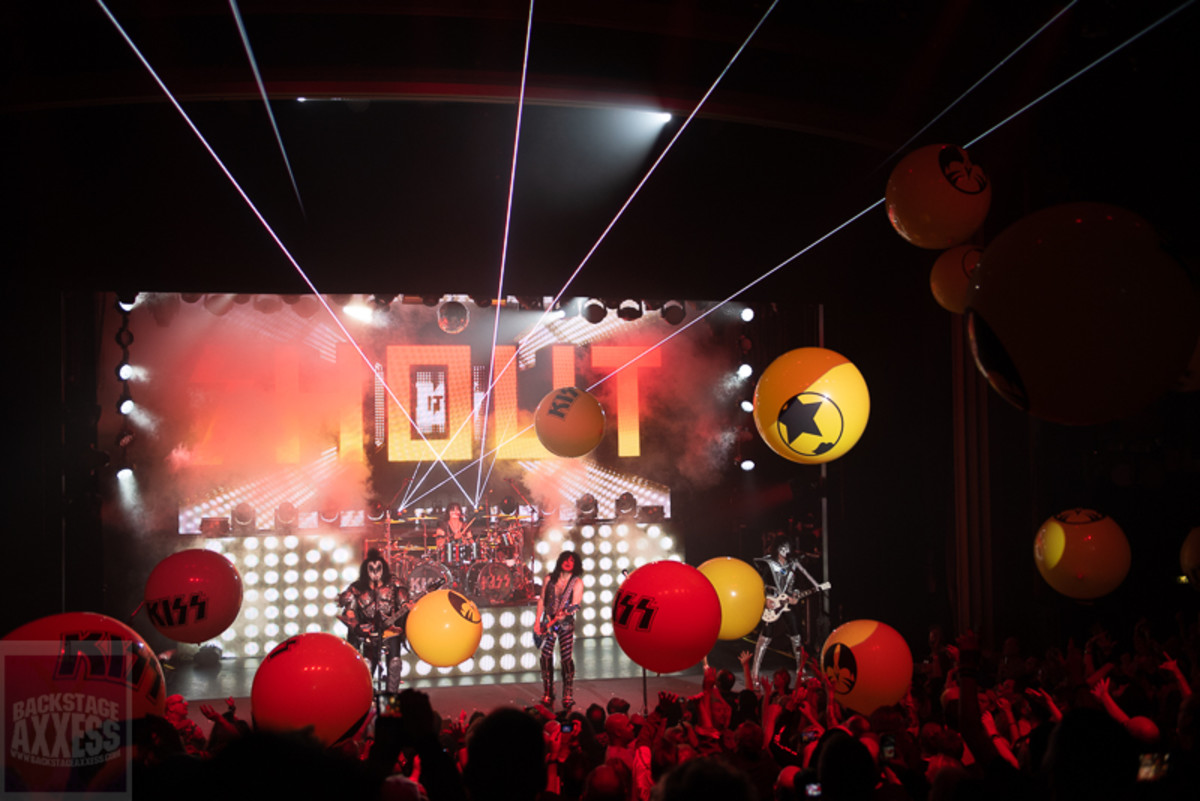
533,604 -> 578,649
761,582 -> 831,623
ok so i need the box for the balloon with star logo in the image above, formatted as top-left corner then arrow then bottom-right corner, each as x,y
821,619 -> 913,716
753,347 -> 870,464
1034,509 -> 1130,600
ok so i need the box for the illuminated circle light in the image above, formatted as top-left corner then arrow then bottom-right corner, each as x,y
244,625 -> 260,638
245,572 -> 260,586
519,610 -> 537,626
616,524 -> 630,537
479,655 -> 496,671
341,567 -> 357,582
599,541 -> 613,555
599,574 -> 613,587
634,556 -> 648,567
536,541 -> 550,555
581,526 -> 596,539
264,571 -> 279,585
244,589 -> 259,603
601,623 -> 614,636
245,642 -> 260,656
647,525 -> 661,538
400,661 -> 411,678
333,548 -> 351,564
584,608 -> 597,621
600,590 -> 614,604
660,537 -> 674,550
520,632 -> 535,648
583,624 -> 597,637
323,568 -> 338,582
583,558 -> 596,572
480,634 -> 495,651
499,612 -> 516,629
206,541 -> 224,553
241,553 -> 261,569
265,607 -> 279,620
548,529 -> 562,543
582,542 -> 596,555
323,603 -> 339,616
319,538 -> 335,551
245,607 -> 260,621
304,604 -> 319,617
263,537 -> 279,550
599,525 -> 612,538
306,550 -> 321,563
616,541 -> 630,554
521,653 -> 537,669
303,586 -> 318,599
284,587 -> 299,601
458,659 -> 475,672
323,586 -> 338,599
284,553 -> 299,567
600,607 -> 612,620
244,538 -> 259,550
265,624 -> 279,637
500,633 -> 516,650
416,662 -> 432,676
264,641 -> 277,653
221,628 -> 236,641
283,535 -> 299,549
583,575 -> 597,588
265,589 -> 280,602
616,557 -> 630,569
306,623 -> 322,633
284,570 -> 299,584
599,557 -> 613,571
500,654 -> 516,671
284,622 -> 299,636
583,591 -> 596,604
482,613 -> 496,629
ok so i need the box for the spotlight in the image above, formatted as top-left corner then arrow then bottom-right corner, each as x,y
636,505 -> 664,523
116,463 -> 133,481
274,502 -> 297,534
740,399 -> 754,413
661,300 -> 685,325
614,492 -> 637,519
499,496 -> 518,516
115,291 -> 139,312
740,459 -> 756,472
617,300 -> 643,321
437,301 -> 469,334
116,360 -> 133,381
737,364 -> 753,380
740,307 -> 755,322
365,499 -> 387,523
370,294 -> 396,309
582,299 -> 607,324
576,494 -> 598,522
232,502 -> 257,534
117,386 -> 134,415
252,295 -> 283,314
318,501 -> 341,527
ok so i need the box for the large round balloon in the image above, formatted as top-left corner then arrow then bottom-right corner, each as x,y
251,632 -> 373,746
613,561 -> 722,674
698,557 -> 765,640
1034,509 -> 1131,600
886,144 -> 991,249
930,244 -> 983,315
966,203 -> 1199,425
143,548 -> 243,643
406,589 -> 482,667
821,620 -> 913,716
3,612 -> 167,793
753,347 -> 870,464
534,387 -> 606,457
1181,527 -> 1200,591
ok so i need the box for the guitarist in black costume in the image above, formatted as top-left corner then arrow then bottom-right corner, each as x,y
751,533 -> 829,685
534,550 -> 584,710
336,548 -> 411,693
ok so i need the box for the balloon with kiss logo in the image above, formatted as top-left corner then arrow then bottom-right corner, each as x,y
144,548 -> 243,643
613,561 -> 721,674
534,387 -> 606,457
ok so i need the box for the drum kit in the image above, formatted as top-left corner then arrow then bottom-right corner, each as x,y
366,514 -> 536,607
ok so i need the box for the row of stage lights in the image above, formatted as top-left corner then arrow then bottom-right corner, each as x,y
196,521 -> 682,676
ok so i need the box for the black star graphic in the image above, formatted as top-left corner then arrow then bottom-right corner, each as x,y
778,396 -> 823,443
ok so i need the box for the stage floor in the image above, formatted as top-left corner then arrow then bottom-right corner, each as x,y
165,634 -> 798,724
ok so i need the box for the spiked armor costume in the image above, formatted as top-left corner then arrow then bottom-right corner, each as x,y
752,539 -> 821,685
338,550 -> 410,693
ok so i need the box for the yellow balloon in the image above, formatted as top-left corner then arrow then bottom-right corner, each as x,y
1179,526 -> 1200,590
753,348 -> 870,464
1034,509 -> 1131,600
534,387 -> 606,457
821,620 -> 913,716
406,589 -> 483,667
698,557 -> 765,640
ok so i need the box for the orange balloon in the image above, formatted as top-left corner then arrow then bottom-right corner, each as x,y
821,619 -> 913,716
3,612 -> 167,793
1034,509 -> 1131,600
753,347 -> 870,464
613,561 -> 721,674
930,245 -> 983,314
144,549 -> 243,643
534,387 -> 606,457
251,632 -> 373,746
966,203 -> 1198,425
406,589 -> 483,667
886,144 -> 991,249
698,557 -> 765,640
1179,527 -> 1200,590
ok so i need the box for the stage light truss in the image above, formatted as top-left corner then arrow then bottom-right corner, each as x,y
195,520 -> 682,676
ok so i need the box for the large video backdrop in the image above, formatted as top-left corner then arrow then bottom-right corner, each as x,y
100,293 -> 753,666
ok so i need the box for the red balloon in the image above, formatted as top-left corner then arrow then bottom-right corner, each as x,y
144,549 -> 243,643
251,632 -> 373,746
886,144 -> 991,249
821,619 -> 913,716
612,561 -> 721,674
3,612 -> 167,793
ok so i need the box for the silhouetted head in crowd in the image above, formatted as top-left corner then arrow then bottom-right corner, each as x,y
464,707 -> 546,801
581,763 -> 625,801
607,696 -> 630,715
657,756 -> 758,801
1043,707 -> 1138,801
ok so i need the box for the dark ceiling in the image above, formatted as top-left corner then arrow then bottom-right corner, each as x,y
6,1 -> 1197,303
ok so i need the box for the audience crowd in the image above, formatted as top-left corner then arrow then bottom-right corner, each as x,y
129,611 -> 1199,800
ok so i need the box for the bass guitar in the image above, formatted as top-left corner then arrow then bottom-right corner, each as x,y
761,581 -> 831,623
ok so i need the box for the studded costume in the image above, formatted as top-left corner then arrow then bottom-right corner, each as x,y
752,540 -> 822,684
338,550 -> 410,693
537,552 -> 583,710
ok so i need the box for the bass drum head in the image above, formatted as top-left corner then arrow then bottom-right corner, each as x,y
407,561 -> 456,599
389,555 -> 418,584
467,562 -> 514,606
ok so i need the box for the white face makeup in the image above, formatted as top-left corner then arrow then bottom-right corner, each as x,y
367,561 -> 385,582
